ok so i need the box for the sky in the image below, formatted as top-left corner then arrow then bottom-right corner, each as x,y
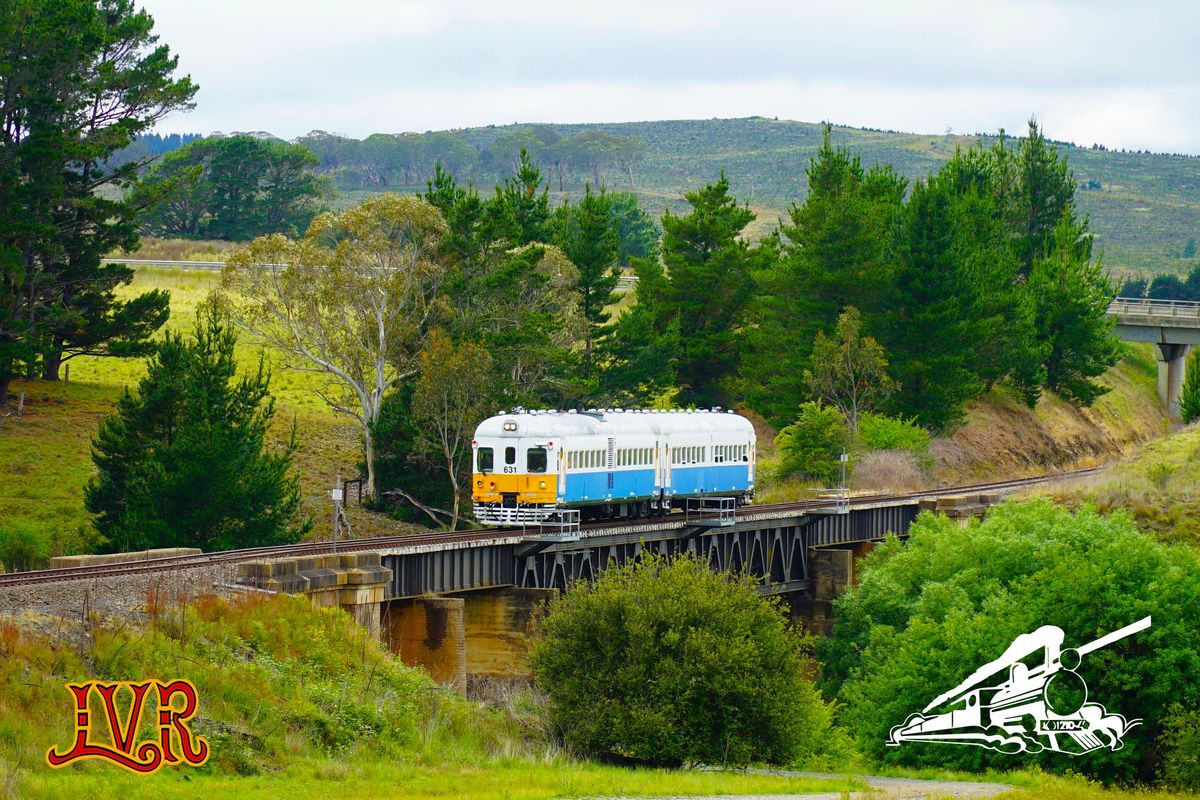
144,0 -> 1200,154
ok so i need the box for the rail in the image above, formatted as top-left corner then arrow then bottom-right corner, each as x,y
684,496 -> 738,527
0,466 -> 1101,587
1109,297 -> 1200,319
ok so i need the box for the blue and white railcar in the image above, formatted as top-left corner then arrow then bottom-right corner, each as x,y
471,409 -> 755,526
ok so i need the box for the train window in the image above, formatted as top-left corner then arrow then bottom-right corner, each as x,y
505,446 -> 516,466
527,447 -> 547,473
478,447 -> 494,472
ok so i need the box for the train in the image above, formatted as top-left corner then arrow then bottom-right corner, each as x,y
471,408 -> 756,526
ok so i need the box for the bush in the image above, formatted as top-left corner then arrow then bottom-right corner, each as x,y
856,411 -> 930,455
775,402 -> 850,484
849,450 -> 927,493
529,553 -> 840,767
1159,705 -> 1200,789
824,499 -> 1200,783
0,522 -> 48,572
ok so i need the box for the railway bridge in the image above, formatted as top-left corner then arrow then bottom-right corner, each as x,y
1109,297 -> 1200,415
2,476 -> 1051,693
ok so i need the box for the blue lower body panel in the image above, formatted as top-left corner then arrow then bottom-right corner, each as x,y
560,465 -> 751,505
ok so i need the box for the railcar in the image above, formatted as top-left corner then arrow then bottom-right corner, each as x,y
471,408 -> 755,526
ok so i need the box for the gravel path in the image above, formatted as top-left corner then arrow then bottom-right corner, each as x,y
615,769 -> 1015,800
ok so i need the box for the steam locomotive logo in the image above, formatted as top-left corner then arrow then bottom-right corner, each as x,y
888,616 -> 1151,755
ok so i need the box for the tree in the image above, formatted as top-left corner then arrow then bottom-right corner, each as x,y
1013,118 -> 1077,277
658,174 -> 758,405
1180,348 -> 1200,424
825,499 -> 1200,783
134,135 -> 328,240
740,125 -> 904,424
410,331 -> 493,529
775,402 -> 850,485
1148,274 -> 1188,301
883,177 -> 983,431
1119,277 -> 1148,299
221,194 -> 448,499
0,0 -> 196,394
84,304 -> 302,552
606,191 -> 659,265
1023,215 -> 1120,406
1184,238 -> 1197,259
529,552 -> 840,768
805,306 -> 895,433
493,148 -> 549,246
553,184 -> 620,372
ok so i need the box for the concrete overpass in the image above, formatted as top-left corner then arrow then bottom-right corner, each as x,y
1109,297 -> 1200,415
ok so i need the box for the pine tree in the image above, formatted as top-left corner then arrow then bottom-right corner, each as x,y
1180,349 -> 1200,424
658,174 -> 758,406
883,178 -> 982,430
84,304 -> 302,552
553,184 -> 620,372
1024,214 -> 1121,406
494,147 -> 550,245
739,125 -> 904,425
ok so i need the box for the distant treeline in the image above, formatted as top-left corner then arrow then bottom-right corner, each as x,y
295,127 -> 647,192
1121,265 -> 1200,302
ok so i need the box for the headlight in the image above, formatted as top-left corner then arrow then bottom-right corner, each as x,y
539,481 -> 547,489
476,480 -> 483,488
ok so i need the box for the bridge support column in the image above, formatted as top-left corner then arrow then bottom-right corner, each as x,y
1157,343 -> 1191,416
460,587 -> 554,686
383,597 -> 467,696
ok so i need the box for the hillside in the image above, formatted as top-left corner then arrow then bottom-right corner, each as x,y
304,117 -> 1200,278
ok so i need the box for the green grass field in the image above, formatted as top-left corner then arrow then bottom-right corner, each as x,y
0,265 -> 413,565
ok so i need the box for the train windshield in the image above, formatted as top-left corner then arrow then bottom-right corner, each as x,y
527,447 -> 547,473
477,447 -> 493,473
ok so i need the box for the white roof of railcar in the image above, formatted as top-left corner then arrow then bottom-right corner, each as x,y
474,409 -> 754,439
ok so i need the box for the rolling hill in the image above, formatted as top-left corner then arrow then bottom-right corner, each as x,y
311,117 -> 1200,279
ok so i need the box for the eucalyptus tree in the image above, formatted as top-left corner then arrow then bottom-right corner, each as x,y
222,194 -> 448,498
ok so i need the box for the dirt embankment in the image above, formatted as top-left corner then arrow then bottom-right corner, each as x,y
933,346 -> 1167,485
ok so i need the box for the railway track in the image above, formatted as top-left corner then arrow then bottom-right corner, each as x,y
0,466 -> 1099,588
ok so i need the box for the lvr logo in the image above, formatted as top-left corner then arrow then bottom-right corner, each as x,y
889,617 -> 1150,755
46,680 -> 210,773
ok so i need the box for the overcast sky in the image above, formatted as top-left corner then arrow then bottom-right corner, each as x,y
144,0 -> 1200,153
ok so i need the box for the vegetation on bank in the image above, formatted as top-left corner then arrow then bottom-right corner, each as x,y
0,593 -> 861,800
822,499 -> 1200,786
530,553 -> 847,768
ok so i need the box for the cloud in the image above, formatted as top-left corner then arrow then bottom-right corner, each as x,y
144,0 -> 1200,153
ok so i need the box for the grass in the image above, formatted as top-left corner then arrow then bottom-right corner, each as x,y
0,265 -> 417,566
1038,422 -> 1200,548
0,593 -> 862,800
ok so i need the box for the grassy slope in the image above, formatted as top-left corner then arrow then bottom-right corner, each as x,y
336,117 -> 1200,276
0,594 -> 859,800
1040,422 -> 1200,549
0,266 -> 415,564
932,343 -> 1166,484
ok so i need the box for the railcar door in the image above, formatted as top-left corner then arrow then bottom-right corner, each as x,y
606,437 -> 615,498
557,445 -> 567,502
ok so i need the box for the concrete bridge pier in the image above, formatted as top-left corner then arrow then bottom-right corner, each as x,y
1157,342 -> 1191,416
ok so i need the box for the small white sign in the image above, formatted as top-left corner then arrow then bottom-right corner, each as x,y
330,488 -> 344,502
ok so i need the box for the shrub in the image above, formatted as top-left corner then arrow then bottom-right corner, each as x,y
775,402 -> 850,485
849,450 -> 927,493
0,522 -> 48,572
529,553 -> 840,767
1181,348 -> 1200,423
824,499 -> 1200,783
1159,705 -> 1200,789
856,411 -> 930,455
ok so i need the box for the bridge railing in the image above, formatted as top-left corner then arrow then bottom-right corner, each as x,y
1109,297 -> 1200,319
